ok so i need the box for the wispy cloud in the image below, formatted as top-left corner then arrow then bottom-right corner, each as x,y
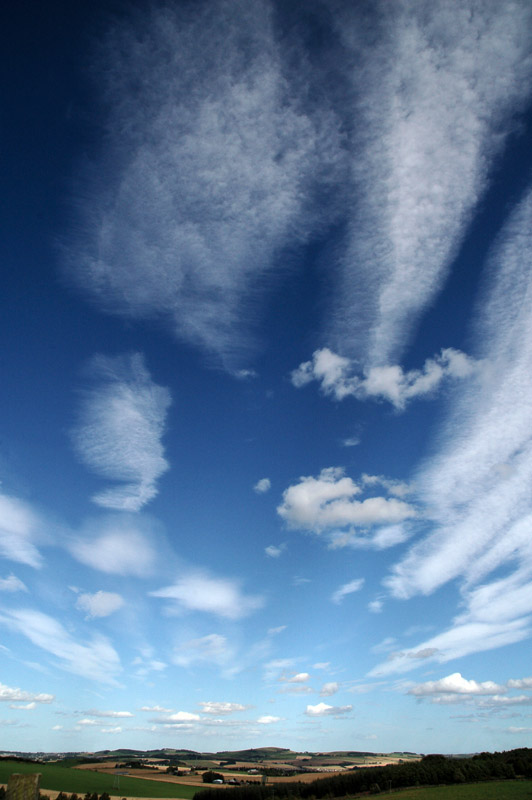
75,591 -> 125,618
199,702 -> 248,715
292,348 -> 478,409
380,191 -> 532,661
0,574 -> 28,593
71,353 -> 170,511
278,467 -> 415,540
172,633 -> 234,669
320,682 -> 339,697
0,609 -> 122,684
66,0 -> 340,366
329,0 -> 532,366
305,702 -> 352,717
0,494 -> 43,568
68,515 -> 157,577
331,578 -> 364,604
150,571 -> 264,619
83,709 -> 134,718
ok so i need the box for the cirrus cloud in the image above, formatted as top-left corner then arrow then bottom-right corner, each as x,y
150,571 -> 264,619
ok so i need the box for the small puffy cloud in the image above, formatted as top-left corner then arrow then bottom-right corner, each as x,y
199,702 -> 248,715
141,705 -> 172,713
167,711 -> 201,722
0,494 -> 43,568
265,543 -> 286,558
68,515 -> 157,577
101,726 -> 122,734
507,677 -> 532,689
75,591 -> 124,618
368,599 -> 384,613
286,672 -> 310,684
278,468 -> 415,536
320,682 -> 339,697
408,673 -> 506,697
291,348 -> 478,410
78,718 -> 98,726
331,578 -> 364,604
151,572 -> 264,619
254,478 -> 271,494
10,702 -> 36,710
0,575 -> 28,593
257,715 -> 281,724
0,684 -> 53,704
305,702 -> 352,717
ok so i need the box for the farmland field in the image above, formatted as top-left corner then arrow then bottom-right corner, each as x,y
0,761 -> 197,798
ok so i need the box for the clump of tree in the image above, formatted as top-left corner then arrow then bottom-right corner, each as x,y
202,771 -> 225,783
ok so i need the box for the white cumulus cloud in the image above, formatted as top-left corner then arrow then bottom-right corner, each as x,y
408,673 -> 506,697
278,467 -> 415,535
0,683 -> 53,704
292,347 -> 478,410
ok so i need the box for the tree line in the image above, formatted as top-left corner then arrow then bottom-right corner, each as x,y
194,748 -> 532,799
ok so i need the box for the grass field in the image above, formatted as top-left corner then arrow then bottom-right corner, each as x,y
0,761 -> 197,798
389,780 -> 532,799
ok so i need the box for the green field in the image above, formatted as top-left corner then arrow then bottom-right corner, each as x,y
388,780 -> 532,799
0,761 -> 197,798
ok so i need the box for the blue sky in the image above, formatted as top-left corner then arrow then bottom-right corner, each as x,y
2,0 -> 532,755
